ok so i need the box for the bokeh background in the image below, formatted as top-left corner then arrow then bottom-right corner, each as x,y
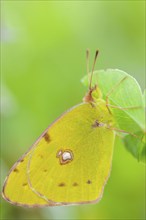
1,1 -> 145,219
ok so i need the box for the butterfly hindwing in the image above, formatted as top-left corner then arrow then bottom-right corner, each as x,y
3,102 -> 115,207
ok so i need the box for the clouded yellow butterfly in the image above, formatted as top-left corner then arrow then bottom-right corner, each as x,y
2,50 -> 116,207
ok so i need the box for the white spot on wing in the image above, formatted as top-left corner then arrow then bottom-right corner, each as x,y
56,149 -> 73,165
56,150 -> 62,157
62,152 -> 72,161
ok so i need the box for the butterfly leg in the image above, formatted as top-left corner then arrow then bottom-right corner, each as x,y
107,126 -> 142,140
105,76 -> 141,113
106,104 -> 141,110
108,127 -> 137,137
105,76 -> 128,113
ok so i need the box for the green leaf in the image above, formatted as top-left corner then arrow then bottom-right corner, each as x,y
123,131 -> 146,163
81,69 -> 145,132
81,69 -> 145,162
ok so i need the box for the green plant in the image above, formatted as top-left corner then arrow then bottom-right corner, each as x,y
81,69 -> 145,163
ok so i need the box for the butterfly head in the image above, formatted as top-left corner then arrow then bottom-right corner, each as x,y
83,85 -> 102,103
83,49 -> 102,103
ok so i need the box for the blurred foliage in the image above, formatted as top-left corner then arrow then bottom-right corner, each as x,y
1,1 -> 145,220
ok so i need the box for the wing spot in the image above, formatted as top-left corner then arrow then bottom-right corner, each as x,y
92,120 -> 104,128
58,182 -> 65,187
13,168 -> 19,173
56,149 -> 73,165
20,159 -> 24,162
22,183 -> 27,187
87,180 -> 92,184
43,132 -> 51,143
38,154 -> 44,159
43,169 -> 47,172
73,182 -> 78,187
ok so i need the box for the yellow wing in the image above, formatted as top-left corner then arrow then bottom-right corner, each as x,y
2,102 -> 115,207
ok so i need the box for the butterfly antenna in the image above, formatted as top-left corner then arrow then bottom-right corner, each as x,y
86,49 -> 90,85
89,50 -> 99,90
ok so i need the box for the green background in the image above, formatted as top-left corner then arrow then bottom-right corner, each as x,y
1,1 -> 145,219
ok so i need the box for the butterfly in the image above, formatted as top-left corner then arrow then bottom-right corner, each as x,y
2,50 -> 124,207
